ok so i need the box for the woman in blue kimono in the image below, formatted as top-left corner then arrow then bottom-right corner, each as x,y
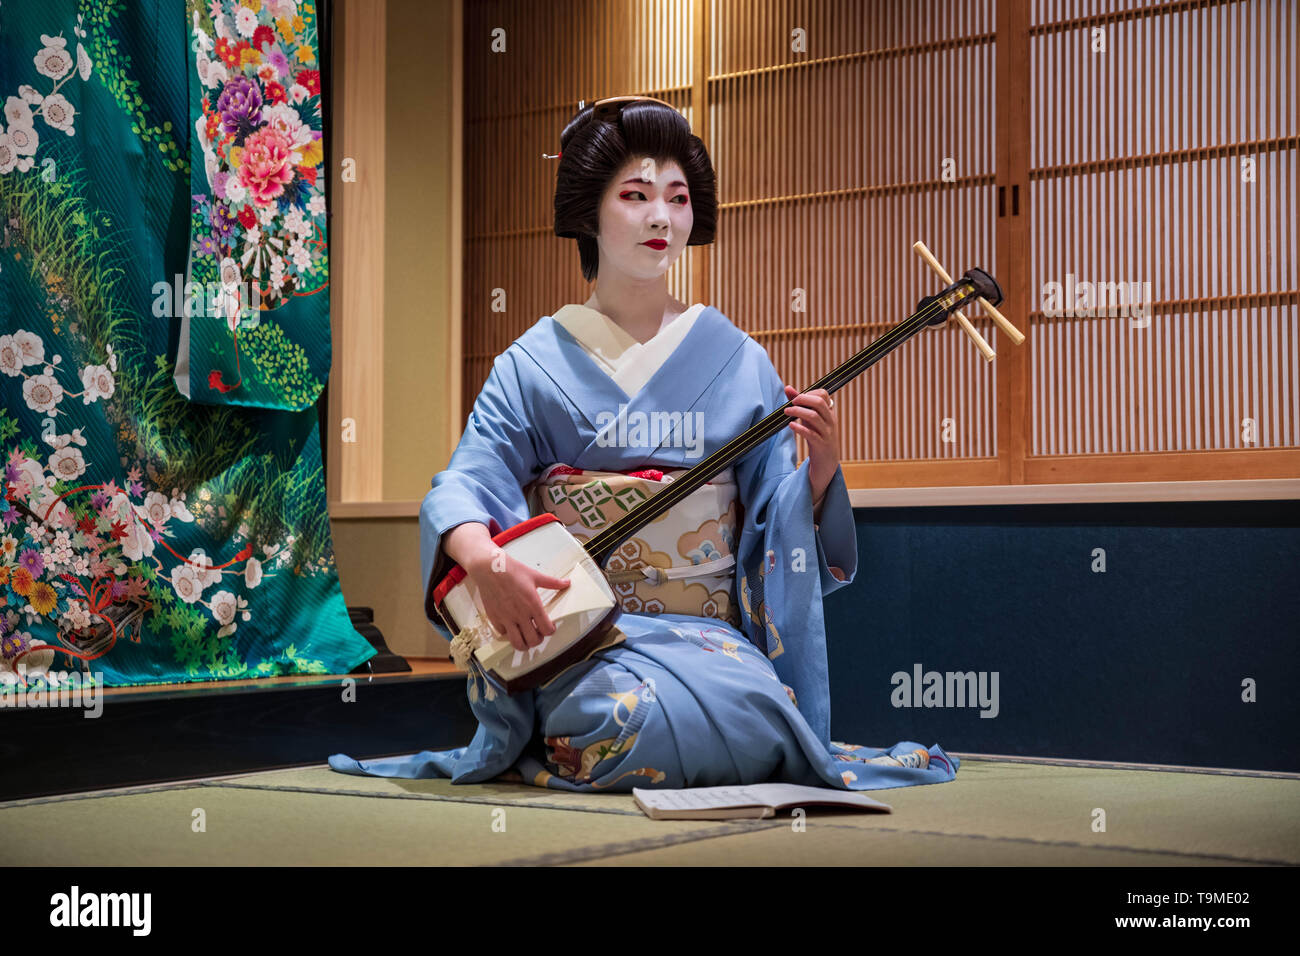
329,96 -> 959,792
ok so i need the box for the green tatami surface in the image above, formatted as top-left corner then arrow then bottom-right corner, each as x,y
2,757 -> 1295,866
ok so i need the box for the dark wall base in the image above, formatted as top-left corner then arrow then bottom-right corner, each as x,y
825,499 -> 1300,772
0,674 -> 477,802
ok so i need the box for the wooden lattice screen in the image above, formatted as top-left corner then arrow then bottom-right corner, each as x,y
460,0 -> 1298,487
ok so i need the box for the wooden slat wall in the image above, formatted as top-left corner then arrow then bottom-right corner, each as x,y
1028,0 -> 1298,473
461,1 -> 697,422
461,0 -> 1297,488
713,0 -> 999,466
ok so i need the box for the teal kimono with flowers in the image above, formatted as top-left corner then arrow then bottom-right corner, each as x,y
330,306 -> 960,792
0,0 -> 373,686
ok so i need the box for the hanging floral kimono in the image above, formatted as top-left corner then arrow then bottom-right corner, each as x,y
330,304 -> 960,792
0,0 -> 373,686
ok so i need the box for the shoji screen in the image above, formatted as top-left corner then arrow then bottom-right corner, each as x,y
461,0 -> 1297,486
460,1 -> 699,425
711,0 -> 1001,485
1026,0 -> 1297,481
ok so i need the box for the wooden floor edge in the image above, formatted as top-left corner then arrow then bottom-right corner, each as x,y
950,751 -> 1300,779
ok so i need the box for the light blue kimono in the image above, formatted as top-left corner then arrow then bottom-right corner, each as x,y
329,307 -> 959,791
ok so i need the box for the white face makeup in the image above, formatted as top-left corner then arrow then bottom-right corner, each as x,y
592,155 -> 694,281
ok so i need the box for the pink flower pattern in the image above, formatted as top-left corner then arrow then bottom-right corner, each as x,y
238,126 -> 295,207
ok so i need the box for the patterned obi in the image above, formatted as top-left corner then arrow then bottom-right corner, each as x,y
525,463 -> 743,629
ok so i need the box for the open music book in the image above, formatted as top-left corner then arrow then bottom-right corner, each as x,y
632,783 -> 893,820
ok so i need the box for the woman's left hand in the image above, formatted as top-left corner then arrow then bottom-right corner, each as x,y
783,385 -> 840,502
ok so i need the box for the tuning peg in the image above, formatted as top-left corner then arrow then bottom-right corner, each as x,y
976,295 -> 1023,345
913,241 -> 1024,354
911,242 -> 994,361
953,306 -> 996,362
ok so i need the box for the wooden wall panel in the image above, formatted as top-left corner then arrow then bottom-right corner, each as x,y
460,0 -> 1296,488
710,0 -> 998,467
331,0 -> 385,503
1028,0 -> 1298,471
461,1 -> 696,419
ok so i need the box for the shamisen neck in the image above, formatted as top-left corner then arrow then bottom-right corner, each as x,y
582,299 -> 946,566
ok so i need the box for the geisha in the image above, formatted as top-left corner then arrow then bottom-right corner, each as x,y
329,96 -> 960,792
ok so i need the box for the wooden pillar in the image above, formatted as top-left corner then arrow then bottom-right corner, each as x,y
330,0 -> 386,504
995,0 -> 1032,484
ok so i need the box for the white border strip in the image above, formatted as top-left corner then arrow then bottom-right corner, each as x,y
951,751 -> 1300,779
330,479 -> 1300,519
850,479 -> 1300,508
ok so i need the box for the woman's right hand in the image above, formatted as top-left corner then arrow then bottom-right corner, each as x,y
464,548 -> 571,653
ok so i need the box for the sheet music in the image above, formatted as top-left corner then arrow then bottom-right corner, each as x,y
638,786 -> 765,810
633,783 -> 892,813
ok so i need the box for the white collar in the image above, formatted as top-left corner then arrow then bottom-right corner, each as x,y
551,302 -> 707,397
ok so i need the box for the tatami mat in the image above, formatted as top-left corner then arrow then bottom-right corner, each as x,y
570,826 -> 1256,867
2,758 -> 1296,866
0,785 -> 773,866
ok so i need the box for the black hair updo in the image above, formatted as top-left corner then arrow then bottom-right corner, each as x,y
553,100 -> 717,282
